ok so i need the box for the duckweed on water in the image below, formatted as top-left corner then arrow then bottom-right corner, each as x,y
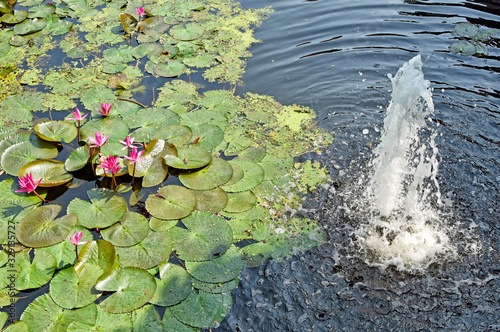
0,0 -> 332,330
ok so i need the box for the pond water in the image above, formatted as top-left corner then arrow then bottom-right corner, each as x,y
214,0 -> 500,330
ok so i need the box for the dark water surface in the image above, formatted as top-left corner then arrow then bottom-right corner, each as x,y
213,0 -> 500,331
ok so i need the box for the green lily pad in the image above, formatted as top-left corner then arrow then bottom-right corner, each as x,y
220,160 -> 264,192
132,140 -> 176,177
192,278 -> 240,294
119,13 -> 138,35
103,45 -> 133,65
27,4 -> 56,18
114,230 -> 172,269
180,109 -> 228,131
153,125 -> 193,146
145,185 -> 196,220
81,117 -> 129,144
170,23 -> 204,41
450,41 -> 478,55
170,211 -> 233,262
50,264 -> 102,309
96,267 -> 156,314
222,162 -> 244,187
154,60 -> 185,78
65,146 -> 90,172
179,157 -> 233,190
1,139 -> 58,176
70,305 -> 132,331
190,124 -> 224,151
74,240 -> 116,275
132,305 -> 163,332
185,245 -> 245,283
193,187 -> 228,213
139,156 -> 169,188
455,22 -> 479,38
20,294 -> 63,331
13,18 -> 46,35
67,188 -> 127,228
150,263 -> 192,307
80,86 -> 116,113
224,191 -> 257,213
123,107 -> 179,141
14,249 -> 57,290
259,154 -> 294,180
19,159 -> 73,187
235,147 -> 267,163
101,211 -> 148,247
16,205 -> 77,248
169,291 -> 224,328
34,121 -> 77,143
163,145 -> 212,170
1,10 -> 28,24
132,42 -> 163,59
2,321 -> 28,331
52,304 -> 97,332
149,217 -> 177,232
162,309 -> 198,332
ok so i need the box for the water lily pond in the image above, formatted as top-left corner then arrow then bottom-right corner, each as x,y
0,0 -> 333,330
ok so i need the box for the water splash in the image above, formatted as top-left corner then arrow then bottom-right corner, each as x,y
356,55 -> 455,272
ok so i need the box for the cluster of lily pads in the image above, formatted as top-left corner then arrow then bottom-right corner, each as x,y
449,22 -> 496,56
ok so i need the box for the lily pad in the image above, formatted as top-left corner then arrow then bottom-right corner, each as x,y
132,43 -> 163,59
19,159 -> 73,187
192,278 -> 240,294
259,154 -> 294,180
169,23 -> 204,41
119,13 -> 138,35
27,4 -> 56,18
179,158 -> 233,190
224,191 -> 256,213
74,240 -> 116,275
220,160 -> 264,192
1,10 -> 28,24
162,309 -> 197,332
13,18 -> 46,35
50,264 -> 102,309
66,188 -> 127,228
20,294 -> 63,331
190,124 -> 224,151
154,60 -> 186,78
14,249 -> 57,290
149,217 -> 177,232
34,121 -> 77,143
65,146 -> 90,172
154,125 -> 193,146
170,211 -> 233,262
132,305 -> 163,332
145,185 -> 196,220
163,145 -> 212,170
16,205 -> 77,248
193,187 -> 228,213
169,291 -> 224,328
1,140 -> 58,176
71,305 -> 132,331
114,230 -> 172,269
139,156 -> 169,188
96,267 -> 156,314
455,22 -> 479,38
150,263 -> 192,307
80,117 -> 129,144
101,211 -> 148,247
185,245 -> 245,283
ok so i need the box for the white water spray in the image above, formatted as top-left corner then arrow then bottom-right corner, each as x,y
357,55 -> 455,272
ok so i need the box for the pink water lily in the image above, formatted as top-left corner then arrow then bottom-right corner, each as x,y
98,155 -> 121,188
67,108 -> 89,141
119,135 -> 137,155
16,173 -> 45,202
68,231 -> 88,246
88,131 -> 109,148
124,147 -> 145,185
136,7 -> 145,19
97,102 -> 111,116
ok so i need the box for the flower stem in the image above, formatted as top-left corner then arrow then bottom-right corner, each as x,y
131,164 -> 136,185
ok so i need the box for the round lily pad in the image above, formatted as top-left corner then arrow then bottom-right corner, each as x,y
1,139 -> 58,176
162,309 -> 198,332
13,18 -> 46,35
131,305 -> 163,332
149,217 -> 177,232
1,10 -> 28,24
20,294 -> 63,331
170,211 -> 233,262
132,43 -> 163,59
154,60 -> 185,78
66,188 -> 127,228
115,230 -> 172,269
80,118 -> 129,144
455,22 -> 479,38
96,267 -> 156,313
224,191 -> 257,213
154,125 -> 192,146
150,263 -> 192,307
169,23 -> 204,41
163,145 -> 212,170
74,240 -> 116,275
14,249 -> 57,290
169,291 -> 224,328
190,124 -> 224,151
179,158 -> 233,190
101,211 -> 148,247
222,162 -> 244,187
16,205 -> 77,248
235,147 -> 267,162
220,160 -> 264,192
65,146 -> 90,172
192,277 -> 240,294
19,159 -> 73,187
185,245 -> 245,283
50,264 -> 102,309
259,154 -> 294,180
140,156 -> 169,188
145,185 -> 196,220
27,4 -> 56,18
193,187 -> 228,213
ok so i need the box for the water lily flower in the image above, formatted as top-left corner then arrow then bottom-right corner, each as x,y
88,131 -> 109,148
119,136 -> 137,155
97,102 -> 111,116
136,7 -> 145,19
98,155 -> 121,188
124,147 -> 145,184
68,231 -> 88,246
67,108 -> 89,141
16,173 -> 45,202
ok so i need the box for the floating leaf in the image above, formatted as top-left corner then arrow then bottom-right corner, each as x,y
169,23 -> 204,41
78,305 -> 132,331
19,160 -> 73,187
190,124 -> 224,151
119,13 -> 138,35
50,264 -> 102,309
163,145 -> 212,170
67,188 -> 127,228
259,154 -> 294,180
96,267 -> 156,314
221,160 -> 264,192
74,240 -> 116,275
123,107 -> 179,141
20,294 -> 63,331
179,158 -> 233,190
169,291 -> 223,328
13,18 -> 46,35
35,121 -> 77,143
145,185 -> 196,220
1,10 -> 28,24
27,4 -> 56,18
455,22 -> 479,38
150,263 -> 192,307
170,211 -> 232,262
2,321 -> 28,331
450,41 -> 478,55
1,140 -> 58,176
140,156 -> 169,188
149,217 -> 177,232
193,187 -> 228,213
14,249 -> 57,290
80,86 -> 116,113
65,146 -> 90,172
101,211 -> 148,247
186,245 -> 244,283
132,305 -> 163,332
192,278 -> 240,294
153,125 -> 192,146
132,42 -> 163,59
53,304 -> 97,331
16,205 -> 77,248
224,190 -> 256,213
162,309 -> 197,332
154,60 -> 185,78
80,118 -> 129,144
114,230 -> 172,269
